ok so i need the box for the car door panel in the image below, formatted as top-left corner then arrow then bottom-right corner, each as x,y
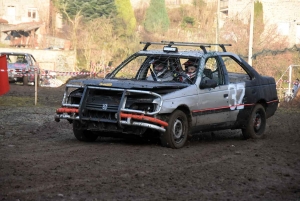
194,85 -> 231,125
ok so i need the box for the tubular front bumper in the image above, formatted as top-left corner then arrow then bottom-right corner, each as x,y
55,85 -> 168,132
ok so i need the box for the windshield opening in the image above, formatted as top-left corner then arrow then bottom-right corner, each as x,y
110,54 -> 200,84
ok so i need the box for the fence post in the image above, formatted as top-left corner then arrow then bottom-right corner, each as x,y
35,69 -> 37,105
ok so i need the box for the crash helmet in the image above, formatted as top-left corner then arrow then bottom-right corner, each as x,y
186,65 -> 197,80
183,59 -> 198,79
183,59 -> 198,71
150,59 -> 168,77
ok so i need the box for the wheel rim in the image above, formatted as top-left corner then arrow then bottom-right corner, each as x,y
253,111 -> 262,132
172,118 -> 184,143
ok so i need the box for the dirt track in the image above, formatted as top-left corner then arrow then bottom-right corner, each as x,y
1,84 -> 300,201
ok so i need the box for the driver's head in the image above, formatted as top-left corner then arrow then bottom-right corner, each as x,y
183,59 -> 198,71
154,63 -> 165,72
186,65 -> 197,73
150,59 -> 168,75
186,65 -> 197,80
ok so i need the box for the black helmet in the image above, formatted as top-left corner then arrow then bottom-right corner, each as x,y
183,59 -> 198,67
150,59 -> 168,76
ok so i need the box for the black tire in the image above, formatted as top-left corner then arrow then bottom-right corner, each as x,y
73,121 -> 98,142
160,110 -> 189,149
23,75 -> 28,86
242,104 -> 266,139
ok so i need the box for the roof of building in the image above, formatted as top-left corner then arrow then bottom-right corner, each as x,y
0,18 -> 8,24
1,22 -> 42,33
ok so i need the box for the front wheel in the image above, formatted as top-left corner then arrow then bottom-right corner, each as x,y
160,110 -> 189,149
242,104 -> 266,139
73,121 -> 98,142
23,75 -> 28,86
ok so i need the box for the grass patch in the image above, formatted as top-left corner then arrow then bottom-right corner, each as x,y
0,96 -> 40,107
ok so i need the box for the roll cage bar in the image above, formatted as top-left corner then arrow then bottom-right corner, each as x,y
140,41 -> 232,53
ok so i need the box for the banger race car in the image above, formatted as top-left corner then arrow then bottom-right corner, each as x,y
0,52 -> 40,85
55,41 -> 279,148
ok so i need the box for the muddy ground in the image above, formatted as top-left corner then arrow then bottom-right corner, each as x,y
0,83 -> 300,201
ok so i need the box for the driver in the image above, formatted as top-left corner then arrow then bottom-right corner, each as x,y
147,59 -> 173,81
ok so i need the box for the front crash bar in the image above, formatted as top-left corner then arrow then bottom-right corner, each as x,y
120,112 -> 168,127
55,109 -> 168,132
56,85 -> 166,132
120,120 -> 166,132
61,85 -> 164,116
85,86 -> 163,116
56,108 -> 79,113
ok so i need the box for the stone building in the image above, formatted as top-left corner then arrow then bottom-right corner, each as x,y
218,0 -> 300,46
130,0 -> 300,46
0,0 -> 64,48
1,0 -> 299,47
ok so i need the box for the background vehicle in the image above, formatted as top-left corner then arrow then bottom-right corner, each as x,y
0,52 -> 40,86
55,41 -> 279,149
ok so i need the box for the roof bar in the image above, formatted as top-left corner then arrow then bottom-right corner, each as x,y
162,41 -> 232,52
140,41 -> 232,52
200,45 -> 210,54
140,41 -> 161,50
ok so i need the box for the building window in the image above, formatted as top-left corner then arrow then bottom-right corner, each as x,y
7,6 -> 15,16
6,6 -> 16,22
28,8 -> 37,19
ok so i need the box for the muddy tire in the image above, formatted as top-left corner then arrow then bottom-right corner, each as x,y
242,104 -> 266,139
23,75 -> 28,86
160,110 -> 189,149
73,121 -> 98,142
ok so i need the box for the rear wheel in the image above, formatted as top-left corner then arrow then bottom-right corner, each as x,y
73,121 -> 98,142
160,110 -> 189,149
242,104 -> 266,139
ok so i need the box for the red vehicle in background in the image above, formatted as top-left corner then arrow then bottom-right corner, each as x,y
0,52 -> 40,86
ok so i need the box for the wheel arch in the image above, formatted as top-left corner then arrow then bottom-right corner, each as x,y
176,105 -> 192,128
256,99 -> 267,110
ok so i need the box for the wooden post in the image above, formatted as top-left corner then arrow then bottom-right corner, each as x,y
35,69 -> 37,105
248,0 -> 254,66
215,0 -> 220,51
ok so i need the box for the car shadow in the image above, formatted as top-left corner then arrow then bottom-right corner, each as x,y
65,129 -> 244,148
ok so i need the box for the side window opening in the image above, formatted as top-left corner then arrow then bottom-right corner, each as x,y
221,56 -> 252,83
204,57 -> 224,85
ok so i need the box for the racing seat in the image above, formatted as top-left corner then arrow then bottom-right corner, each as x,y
203,69 -> 212,79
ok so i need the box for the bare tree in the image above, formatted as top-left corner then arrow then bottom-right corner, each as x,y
60,3 -> 82,72
80,17 -> 116,76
